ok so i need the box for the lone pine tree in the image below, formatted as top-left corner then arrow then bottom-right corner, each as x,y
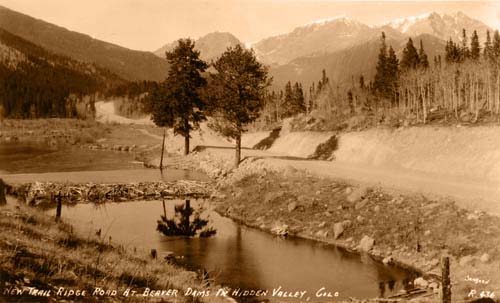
206,45 -> 269,167
149,38 -> 208,155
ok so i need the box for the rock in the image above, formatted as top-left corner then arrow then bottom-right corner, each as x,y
347,187 -> 368,203
356,215 -> 364,223
345,187 -> 352,195
359,235 -> 375,252
315,190 -> 321,195
394,197 -> 404,205
318,221 -> 326,228
333,222 -> 344,239
459,255 -> 474,267
424,230 -> 431,236
467,213 -> 480,220
480,253 -> 490,263
355,198 -> 369,210
288,202 -> 298,212
382,256 -> 394,265
342,220 -> 352,228
414,277 -> 429,288
374,205 -> 380,212
428,282 -> 439,291
271,224 -> 289,237
315,230 -> 328,238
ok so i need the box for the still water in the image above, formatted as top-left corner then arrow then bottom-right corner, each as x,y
0,143 -> 208,182
57,200 -> 416,302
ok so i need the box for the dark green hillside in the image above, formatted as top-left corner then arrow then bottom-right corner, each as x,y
0,5 -> 168,81
0,28 -> 123,119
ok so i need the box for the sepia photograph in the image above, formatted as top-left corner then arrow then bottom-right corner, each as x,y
0,0 -> 499,302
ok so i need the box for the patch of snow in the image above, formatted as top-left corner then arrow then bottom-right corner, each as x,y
387,12 -> 433,32
304,15 -> 352,27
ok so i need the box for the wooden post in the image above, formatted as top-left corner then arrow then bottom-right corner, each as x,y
162,199 -> 167,218
441,256 -> 451,303
150,249 -> 157,259
55,192 -> 62,222
159,128 -> 166,170
0,178 -> 6,205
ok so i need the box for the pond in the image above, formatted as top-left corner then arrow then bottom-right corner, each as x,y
54,200 -> 417,302
0,143 -> 208,182
0,142 -> 142,174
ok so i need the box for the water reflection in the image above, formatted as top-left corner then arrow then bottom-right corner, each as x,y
53,200 -> 417,302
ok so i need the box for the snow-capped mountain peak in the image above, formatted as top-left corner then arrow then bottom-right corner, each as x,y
388,12 -> 433,33
304,15 -> 351,27
386,11 -> 492,42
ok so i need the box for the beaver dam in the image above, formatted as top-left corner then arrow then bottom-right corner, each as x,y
7,180 -> 212,205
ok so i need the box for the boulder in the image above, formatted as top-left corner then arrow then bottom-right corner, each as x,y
347,187 -> 368,203
459,255 -> 474,267
315,230 -> 328,238
480,253 -> 490,263
271,223 -> 289,237
288,202 -> 298,212
358,235 -> 375,252
355,199 -> 369,210
342,220 -> 352,228
382,256 -> 394,265
333,222 -> 344,239
414,277 -> 429,288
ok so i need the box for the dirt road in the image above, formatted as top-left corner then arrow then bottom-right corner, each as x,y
197,146 -> 500,216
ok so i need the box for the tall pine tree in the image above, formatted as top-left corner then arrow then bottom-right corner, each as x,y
400,38 -> 420,70
484,30 -> 493,60
373,32 -> 388,97
149,38 -> 207,155
418,40 -> 429,69
470,30 -> 481,60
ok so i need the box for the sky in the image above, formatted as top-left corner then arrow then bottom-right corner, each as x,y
0,0 -> 499,51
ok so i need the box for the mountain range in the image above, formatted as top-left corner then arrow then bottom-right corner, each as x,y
0,5 -> 495,91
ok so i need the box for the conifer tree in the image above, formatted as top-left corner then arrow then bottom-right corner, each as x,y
493,30 -> 500,60
470,30 -> 481,60
400,38 -> 420,70
484,30 -> 493,60
149,38 -> 207,155
418,40 -> 429,69
461,29 -> 470,60
205,45 -> 268,167
373,32 -> 388,96
386,46 -> 399,104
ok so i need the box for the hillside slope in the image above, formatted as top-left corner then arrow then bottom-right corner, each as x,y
0,28 -> 122,118
0,5 -> 168,81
